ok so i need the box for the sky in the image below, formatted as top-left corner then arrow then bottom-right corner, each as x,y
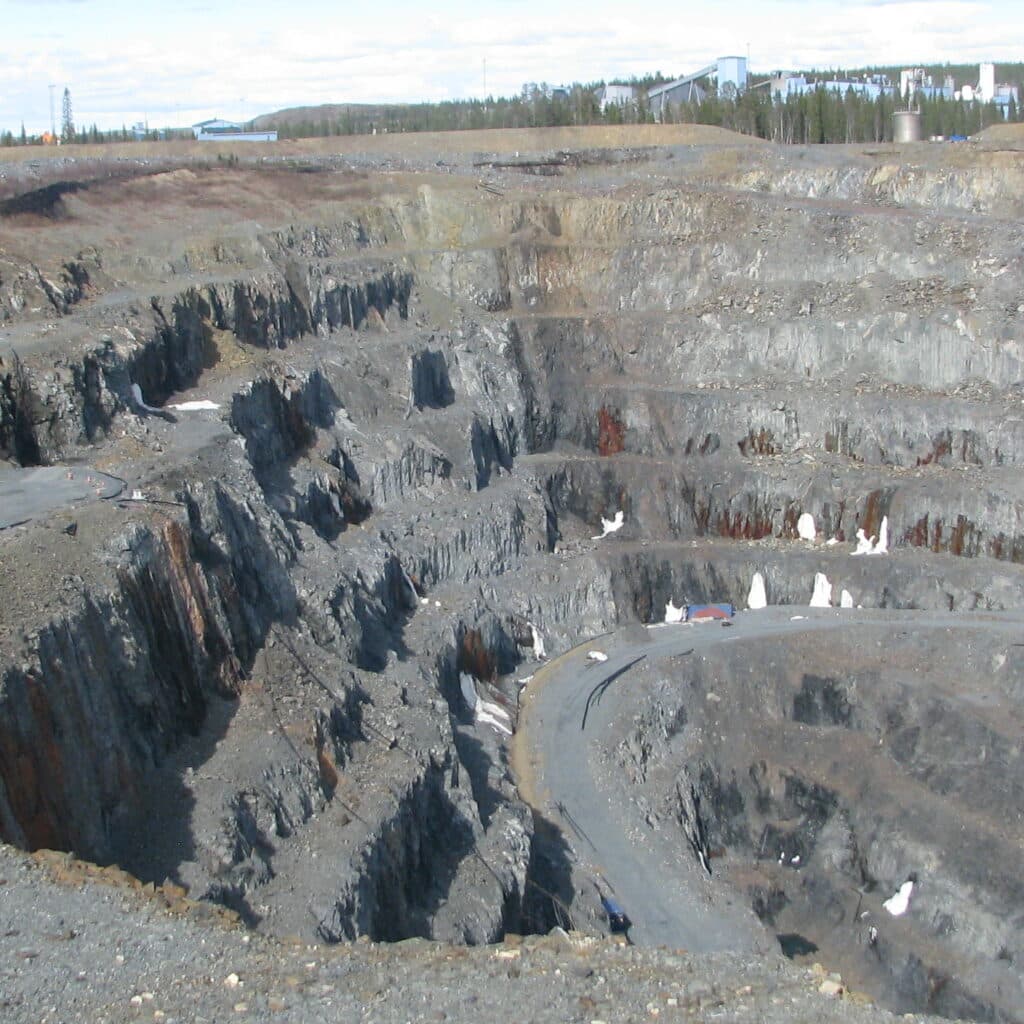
2,0 -> 1023,133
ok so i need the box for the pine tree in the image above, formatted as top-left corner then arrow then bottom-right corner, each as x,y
61,87 -> 74,143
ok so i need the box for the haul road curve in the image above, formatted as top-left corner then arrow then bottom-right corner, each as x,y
514,605 -> 1024,954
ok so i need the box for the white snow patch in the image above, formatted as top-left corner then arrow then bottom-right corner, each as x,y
587,650 -> 609,664
810,572 -> 832,607
853,528 -> 874,555
664,600 -> 686,624
592,510 -> 624,540
797,512 -> 816,541
790,615 -> 807,621
874,516 -> 889,554
460,673 -> 512,736
167,400 -> 220,411
529,623 -> 547,660
826,537 -> 840,546
853,517 -> 890,556
747,572 -> 767,610
840,589 -> 854,608
477,699 -> 513,736
883,880 -> 914,917
335,406 -> 366,437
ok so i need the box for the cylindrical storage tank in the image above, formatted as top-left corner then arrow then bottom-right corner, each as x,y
893,110 -> 922,143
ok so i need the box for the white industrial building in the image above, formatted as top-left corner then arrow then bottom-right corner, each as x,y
594,84 -> 637,112
900,68 -> 954,101
955,64 -> 1019,115
192,118 -> 277,142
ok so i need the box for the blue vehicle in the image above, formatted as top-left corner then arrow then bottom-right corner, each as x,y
601,895 -> 632,933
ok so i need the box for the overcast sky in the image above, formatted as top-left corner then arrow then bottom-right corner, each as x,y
3,0 -> 1023,132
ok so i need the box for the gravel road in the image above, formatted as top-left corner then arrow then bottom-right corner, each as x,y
516,606 -> 1024,954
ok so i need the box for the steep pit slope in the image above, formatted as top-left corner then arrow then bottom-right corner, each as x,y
610,615 -> 1024,1021
1,135 -> 1023,1020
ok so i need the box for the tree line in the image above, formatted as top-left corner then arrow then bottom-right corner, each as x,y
1,73 -> 1019,148
266,81 -> 1018,144
663,87 -> 1014,143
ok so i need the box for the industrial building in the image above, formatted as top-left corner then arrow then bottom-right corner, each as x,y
594,84 -> 637,112
771,73 -> 895,101
959,63 -> 1020,116
647,78 -> 705,118
769,63 -> 1019,116
900,68 -> 955,101
192,118 -> 277,142
647,56 -> 746,121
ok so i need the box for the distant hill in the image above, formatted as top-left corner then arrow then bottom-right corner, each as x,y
253,104 -> 400,132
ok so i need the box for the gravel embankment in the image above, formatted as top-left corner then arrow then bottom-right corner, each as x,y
0,843 -> 945,1023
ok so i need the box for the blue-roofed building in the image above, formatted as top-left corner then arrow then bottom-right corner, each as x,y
771,73 -> 896,101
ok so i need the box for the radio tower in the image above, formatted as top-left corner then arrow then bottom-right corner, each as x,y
61,87 -> 74,143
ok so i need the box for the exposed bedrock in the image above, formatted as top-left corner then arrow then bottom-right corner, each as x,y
604,541 -> 1024,619
614,626 -> 1024,1020
558,383 -> 1024,470
536,452 -> 1024,566
0,487 -> 293,861
0,264 -> 412,465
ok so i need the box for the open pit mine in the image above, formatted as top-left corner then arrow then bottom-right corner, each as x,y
2,125 -> 1024,1022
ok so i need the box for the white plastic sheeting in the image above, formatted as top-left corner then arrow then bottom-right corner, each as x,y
747,571 -> 767,609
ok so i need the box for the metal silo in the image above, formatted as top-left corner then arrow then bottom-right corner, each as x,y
893,110 -> 922,143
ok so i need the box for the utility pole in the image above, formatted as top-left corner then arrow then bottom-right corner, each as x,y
483,58 -> 487,99
48,84 -> 56,138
